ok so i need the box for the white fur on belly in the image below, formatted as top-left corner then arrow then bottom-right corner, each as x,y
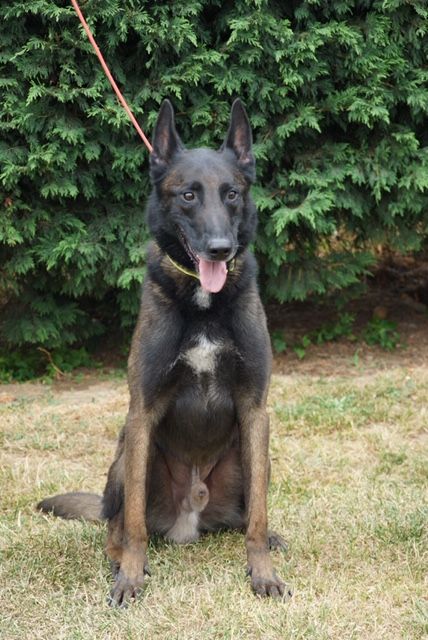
183,335 -> 221,375
166,510 -> 200,544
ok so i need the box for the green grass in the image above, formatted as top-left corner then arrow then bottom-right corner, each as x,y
1,368 -> 427,639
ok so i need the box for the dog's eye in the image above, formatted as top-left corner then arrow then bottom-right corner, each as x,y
182,192 -> 195,202
227,190 -> 238,201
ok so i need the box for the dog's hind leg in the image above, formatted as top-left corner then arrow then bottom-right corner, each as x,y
107,401 -> 156,607
106,512 -> 124,578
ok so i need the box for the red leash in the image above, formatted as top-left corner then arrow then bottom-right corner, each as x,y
70,0 -> 153,153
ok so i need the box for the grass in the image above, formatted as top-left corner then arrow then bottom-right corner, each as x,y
1,367 -> 427,639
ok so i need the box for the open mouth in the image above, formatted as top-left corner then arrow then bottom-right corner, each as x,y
176,226 -> 229,294
177,226 -> 199,268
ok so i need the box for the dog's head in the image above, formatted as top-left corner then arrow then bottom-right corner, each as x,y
147,100 -> 258,293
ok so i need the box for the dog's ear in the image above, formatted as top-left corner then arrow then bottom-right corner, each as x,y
221,99 -> 255,182
150,100 -> 184,180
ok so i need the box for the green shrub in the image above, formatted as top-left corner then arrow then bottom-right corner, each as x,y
1,0 -> 427,347
271,330 -> 287,354
0,346 -> 95,381
363,318 -> 401,350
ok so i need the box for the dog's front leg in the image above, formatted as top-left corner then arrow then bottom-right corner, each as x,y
239,404 -> 288,598
109,400 -> 153,607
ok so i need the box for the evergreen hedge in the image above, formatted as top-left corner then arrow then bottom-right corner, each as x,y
1,0 -> 427,348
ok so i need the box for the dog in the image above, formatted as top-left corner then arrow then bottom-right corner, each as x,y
38,99 -> 289,605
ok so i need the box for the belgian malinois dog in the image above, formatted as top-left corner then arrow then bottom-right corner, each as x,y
38,99 -> 289,605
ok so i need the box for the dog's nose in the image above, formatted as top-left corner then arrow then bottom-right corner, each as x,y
207,238 -> 232,261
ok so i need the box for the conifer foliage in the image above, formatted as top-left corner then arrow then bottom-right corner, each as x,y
1,1 -> 427,347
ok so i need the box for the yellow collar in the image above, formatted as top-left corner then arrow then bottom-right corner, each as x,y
166,254 -> 199,279
166,254 -> 235,280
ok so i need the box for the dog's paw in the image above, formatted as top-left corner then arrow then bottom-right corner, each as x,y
247,560 -> 292,599
249,569 -> 292,599
267,530 -> 288,552
107,564 -> 150,608
109,560 -> 120,578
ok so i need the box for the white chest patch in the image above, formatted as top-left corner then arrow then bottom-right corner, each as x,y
183,335 -> 221,375
193,286 -> 211,309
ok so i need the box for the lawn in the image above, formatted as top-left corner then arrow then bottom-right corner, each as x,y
1,356 -> 427,639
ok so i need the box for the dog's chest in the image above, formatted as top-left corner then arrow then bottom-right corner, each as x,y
182,334 -> 223,376
159,331 -> 237,461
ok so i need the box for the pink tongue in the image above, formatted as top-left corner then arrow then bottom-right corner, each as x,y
198,259 -> 227,293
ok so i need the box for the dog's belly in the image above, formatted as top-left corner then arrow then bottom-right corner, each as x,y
157,378 -> 236,463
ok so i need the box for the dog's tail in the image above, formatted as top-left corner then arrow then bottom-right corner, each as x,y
37,492 -> 104,522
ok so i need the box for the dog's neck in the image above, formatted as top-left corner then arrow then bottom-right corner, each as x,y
145,242 -> 257,309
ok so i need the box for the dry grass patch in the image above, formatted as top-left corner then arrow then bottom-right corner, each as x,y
1,367 -> 427,639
